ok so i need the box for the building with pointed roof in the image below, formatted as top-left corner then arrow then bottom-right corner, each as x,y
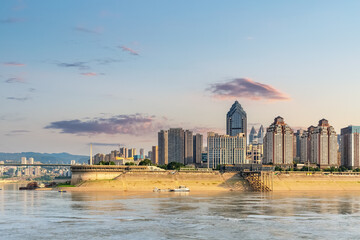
226,101 -> 247,138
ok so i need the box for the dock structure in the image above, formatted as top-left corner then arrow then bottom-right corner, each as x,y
241,171 -> 273,192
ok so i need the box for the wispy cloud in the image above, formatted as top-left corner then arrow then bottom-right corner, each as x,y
0,18 -> 24,23
45,113 -> 167,136
5,129 -> 30,136
95,58 -> 122,65
28,88 -> 36,92
119,46 -> 139,56
57,61 -> 89,70
80,72 -> 97,76
74,26 -> 103,34
208,78 -> 290,102
3,62 -> 25,66
80,72 -> 104,76
87,142 -> 124,147
7,96 -> 30,101
5,77 -> 25,84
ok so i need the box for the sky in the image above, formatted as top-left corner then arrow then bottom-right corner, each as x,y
1,0 -> 360,155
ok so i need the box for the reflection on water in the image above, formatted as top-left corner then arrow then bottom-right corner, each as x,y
1,184 -> 360,240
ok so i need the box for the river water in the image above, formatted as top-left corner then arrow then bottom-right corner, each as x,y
1,183 -> 360,239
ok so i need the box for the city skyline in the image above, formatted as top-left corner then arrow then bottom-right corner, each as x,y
2,1 -> 360,155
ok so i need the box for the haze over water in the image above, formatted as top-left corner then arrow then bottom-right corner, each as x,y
1,184 -> 359,240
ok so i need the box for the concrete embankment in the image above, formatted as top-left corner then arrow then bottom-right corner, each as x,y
69,171 -> 248,192
273,172 -> 360,191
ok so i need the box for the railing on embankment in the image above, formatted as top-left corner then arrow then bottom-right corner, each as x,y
241,171 -> 273,192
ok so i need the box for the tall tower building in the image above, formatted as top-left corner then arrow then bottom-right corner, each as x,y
158,130 -> 168,165
226,101 -> 247,137
263,116 -> 294,165
139,148 -> 144,159
207,132 -> 246,168
151,146 -> 158,165
257,125 -> 265,144
193,134 -> 203,164
310,119 -> 338,168
184,130 -> 194,165
21,157 -> 27,164
168,128 -> 185,164
295,130 -> 304,159
120,147 -> 128,158
341,126 -> 360,168
249,126 -> 257,144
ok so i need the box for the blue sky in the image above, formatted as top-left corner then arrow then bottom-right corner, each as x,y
1,0 -> 360,155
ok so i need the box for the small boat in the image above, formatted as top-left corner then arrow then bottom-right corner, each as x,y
169,186 -> 190,192
58,190 -> 67,193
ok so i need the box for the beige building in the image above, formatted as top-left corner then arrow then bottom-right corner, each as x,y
151,146 -> 158,165
299,120 -> 338,168
263,116 -> 294,166
247,143 -> 263,164
207,132 -> 246,168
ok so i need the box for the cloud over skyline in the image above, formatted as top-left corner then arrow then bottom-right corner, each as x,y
45,113 -> 167,136
57,61 -> 89,70
4,77 -> 25,84
119,46 -> 139,56
74,26 -> 102,34
7,96 -> 30,101
3,62 -> 25,66
208,78 -> 290,101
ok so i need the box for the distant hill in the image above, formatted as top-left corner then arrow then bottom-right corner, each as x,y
0,152 -> 89,164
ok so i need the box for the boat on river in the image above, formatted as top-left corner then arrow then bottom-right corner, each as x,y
169,186 -> 190,192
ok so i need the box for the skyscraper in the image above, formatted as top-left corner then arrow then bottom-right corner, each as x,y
257,125 -> 265,144
158,130 -> 168,165
249,126 -> 257,144
310,119 -> 338,168
193,133 -> 203,164
226,101 -> 247,137
341,126 -> 360,168
139,148 -> 144,160
168,128 -> 185,164
207,132 -> 246,168
184,130 -> 194,164
151,146 -> 158,165
263,116 -> 294,165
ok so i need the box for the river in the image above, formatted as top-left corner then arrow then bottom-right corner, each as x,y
1,183 -> 360,239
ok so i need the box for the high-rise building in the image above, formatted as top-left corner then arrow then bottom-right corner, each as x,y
151,146 -> 158,165
184,130 -> 194,164
158,130 -> 168,165
299,120 -> 338,167
168,128 -> 185,164
226,101 -> 247,137
139,148 -> 144,160
193,134 -> 203,164
207,132 -> 246,168
257,125 -> 265,144
295,130 -> 304,159
263,116 -> 294,165
28,157 -> 34,165
21,157 -> 27,164
341,126 -> 360,168
128,148 -> 136,158
309,119 -> 338,168
249,126 -> 257,144
120,147 -> 128,158
247,143 -> 263,164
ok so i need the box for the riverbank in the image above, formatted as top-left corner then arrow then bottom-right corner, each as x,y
66,170 -> 360,193
273,172 -> 360,191
66,172 -> 248,192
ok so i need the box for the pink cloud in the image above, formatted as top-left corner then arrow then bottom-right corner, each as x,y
208,78 -> 290,102
3,62 -> 25,66
81,72 -> 97,76
120,46 -> 139,56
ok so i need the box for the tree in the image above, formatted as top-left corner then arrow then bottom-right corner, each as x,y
139,159 -> 152,166
109,161 -> 115,165
166,162 -> 184,170
125,162 -> 135,166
